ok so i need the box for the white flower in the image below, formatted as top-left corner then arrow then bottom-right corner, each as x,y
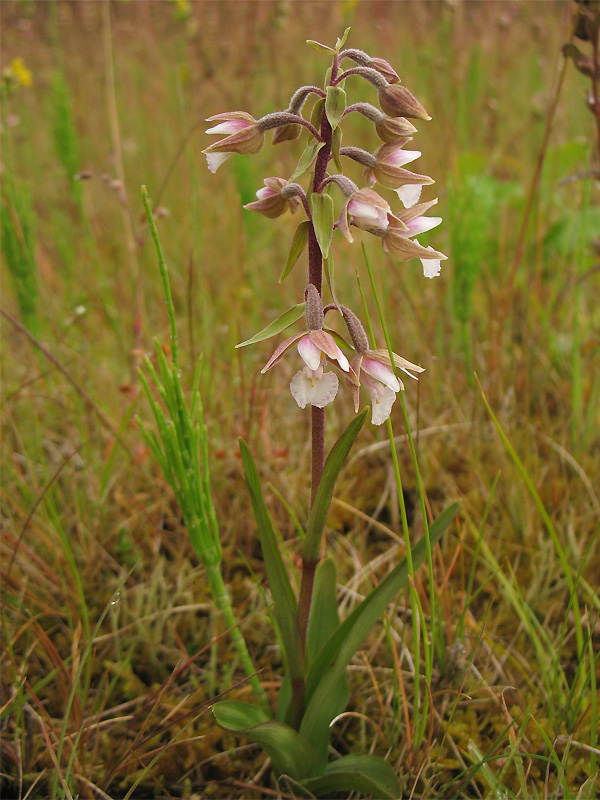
348,349 -> 424,425
290,364 -> 339,409
262,329 -> 349,410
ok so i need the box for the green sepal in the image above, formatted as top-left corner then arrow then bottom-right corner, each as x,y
235,303 -> 306,348
239,440 -> 304,684
213,701 -> 316,781
302,753 -> 401,799
290,141 -> 324,182
306,39 -> 335,55
310,192 -> 334,260
302,409 -> 369,565
280,220 -> 310,282
335,27 -> 351,52
325,85 -> 346,130
301,502 -> 460,750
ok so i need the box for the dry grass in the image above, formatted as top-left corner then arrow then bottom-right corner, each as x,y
1,1 -> 598,797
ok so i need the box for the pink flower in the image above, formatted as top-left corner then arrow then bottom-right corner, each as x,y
348,349 -> 424,425
381,199 -> 446,276
244,178 -> 300,219
366,143 -> 432,191
262,329 -> 350,410
203,112 -> 265,173
338,188 -> 390,243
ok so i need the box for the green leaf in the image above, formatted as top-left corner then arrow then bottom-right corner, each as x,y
310,98 -> 325,134
290,141 -> 324,182
310,192 -> 335,260
301,502 -> 460,749
214,701 -> 317,781
236,303 -> 306,348
302,409 -> 369,565
307,558 -> 341,657
303,754 -> 401,799
305,559 -> 349,764
331,125 -> 343,172
280,220 -> 309,282
306,39 -> 335,55
335,27 -> 351,52
325,86 -> 346,130
239,440 -> 304,683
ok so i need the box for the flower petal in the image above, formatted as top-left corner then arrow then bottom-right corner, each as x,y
290,367 -> 339,409
205,151 -> 232,173
396,184 -> 422,207
309,330 -> 350,372
361,357 -> 401,392
298,335 -> 323,371
421,249 -> 442,278
261,332 -> 305,372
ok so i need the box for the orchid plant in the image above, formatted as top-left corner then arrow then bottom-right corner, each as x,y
143,29 -> 458,798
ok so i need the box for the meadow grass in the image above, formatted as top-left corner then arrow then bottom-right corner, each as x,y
1,1 -> 598,797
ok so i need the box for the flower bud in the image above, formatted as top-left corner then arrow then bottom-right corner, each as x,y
272,123 -> 302,144
305,284 -> 324,331
244,177 -> 301,219
378,84 -> 431,120
375,115 -> 417,143
340,306 -> 369,354
370,57 -> 400,84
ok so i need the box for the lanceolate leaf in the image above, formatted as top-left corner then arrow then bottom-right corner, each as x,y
302,409 -> 369,565
213,701 -> 317,781
280,220 -> 310,282
335,27 -> 352,52
290,141 -> 324,182
331,125 -> 343,172
235,303 -> 305,348
325,86 -> 346,130
306,39 -> 335,55
300,501 -> 460,747
310,192 -> 335,261
239,440 -> 304,683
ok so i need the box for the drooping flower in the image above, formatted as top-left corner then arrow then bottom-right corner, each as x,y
365,142 -> 431,191
262,327 -> 350,410
244,177 -> 301,218
337,187 -> 391,243
203,112 -> 265,173
348,349 -> 424,425
381,199 -> 446,276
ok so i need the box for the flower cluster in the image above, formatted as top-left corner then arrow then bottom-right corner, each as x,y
205,34 -> 445,425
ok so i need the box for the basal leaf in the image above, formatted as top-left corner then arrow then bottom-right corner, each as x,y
303,753 -> 400,799
302,409 -> 369,564
280,220 -> 310,282
301,502 -> 460,746
214,701 -> 317,781
239,440 -> 304,683
236,303 -> 305,348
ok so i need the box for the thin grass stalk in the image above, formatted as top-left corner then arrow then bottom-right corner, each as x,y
476,377 -> 584,666
140,189 -> 270,717
361,247 -> 437,746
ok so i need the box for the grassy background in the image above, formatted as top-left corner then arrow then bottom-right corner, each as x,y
1,1 -> 599,797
